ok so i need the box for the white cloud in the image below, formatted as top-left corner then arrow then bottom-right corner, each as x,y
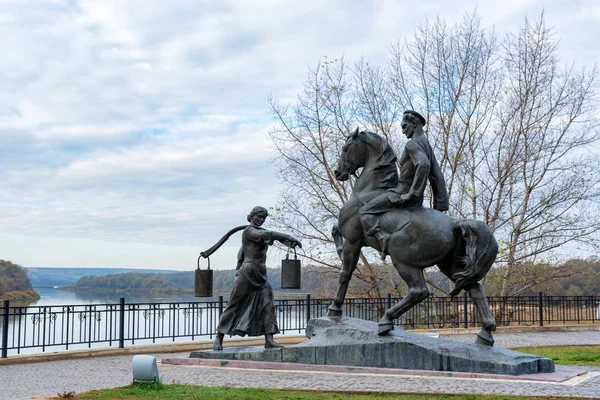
0,0 -> 598,269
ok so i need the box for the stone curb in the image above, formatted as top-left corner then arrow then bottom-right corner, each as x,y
415,323 -> 600,335
0,335 -> 308,366
161,357 -> 585,383
1,323 -> 597,366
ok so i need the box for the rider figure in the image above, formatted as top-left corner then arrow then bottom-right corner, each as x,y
359,110 -> 449,259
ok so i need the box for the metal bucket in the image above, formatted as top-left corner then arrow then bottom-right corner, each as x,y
195,256 -> 213,297
281,247 -> 301,289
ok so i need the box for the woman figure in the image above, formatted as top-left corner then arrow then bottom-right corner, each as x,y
213,206 -> 302,350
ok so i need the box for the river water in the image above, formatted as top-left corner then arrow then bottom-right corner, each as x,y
1,287 -> 310,357
27,286 -> 215,306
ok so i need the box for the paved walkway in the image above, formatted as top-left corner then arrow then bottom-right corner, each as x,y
1,331 -> 599,399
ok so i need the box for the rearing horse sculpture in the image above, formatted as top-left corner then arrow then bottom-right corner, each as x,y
328,129 -> 498,346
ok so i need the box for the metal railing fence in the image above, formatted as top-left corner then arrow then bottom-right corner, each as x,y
1,293 -> 598,357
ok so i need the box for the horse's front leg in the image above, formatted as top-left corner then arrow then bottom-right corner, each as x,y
327,239 -> 361,317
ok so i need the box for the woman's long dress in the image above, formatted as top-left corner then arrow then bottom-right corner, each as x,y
216,225 -> 279,337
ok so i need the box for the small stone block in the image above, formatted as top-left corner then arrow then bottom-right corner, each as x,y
235,347 -> 282,362
282,346 -> 316,364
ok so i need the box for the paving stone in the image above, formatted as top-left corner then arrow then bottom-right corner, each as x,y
1,331 -> 599,400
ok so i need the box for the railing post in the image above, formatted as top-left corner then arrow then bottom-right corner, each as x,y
218,296 -> 224,317
118,297 -> 125,349
387,293 -> 392,310
576,296 -> 580,324
306,294 -> 311,323
152,304 -> 156,343
538,292 -> 544,327
1,300 -> 9,358
463,292 -> 468,329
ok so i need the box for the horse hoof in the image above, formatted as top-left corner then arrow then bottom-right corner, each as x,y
378,323 -> 394,336
476,332 -> 494,347
327,306 -> 342,318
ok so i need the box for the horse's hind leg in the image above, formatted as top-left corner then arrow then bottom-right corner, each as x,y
378,262 -> 429,335
438,259 -> 496,346
466,282 -> 496,346
327,239 -> 361,317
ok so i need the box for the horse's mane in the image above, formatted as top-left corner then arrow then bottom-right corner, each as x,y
361,131 -> 398,189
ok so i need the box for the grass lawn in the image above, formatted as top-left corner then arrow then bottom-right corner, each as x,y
49,345 -> 600,400
51,384 -> 585,400
509,345 -> 600,367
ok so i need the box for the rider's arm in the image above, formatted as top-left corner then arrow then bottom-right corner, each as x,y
427,145 -> 449,211
405,140 -> 431,198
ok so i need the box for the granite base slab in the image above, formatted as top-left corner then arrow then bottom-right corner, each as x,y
190,317 -> 555,376
165,357 -> 581,383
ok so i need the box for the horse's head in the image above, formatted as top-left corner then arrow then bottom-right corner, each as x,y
334,128 -> 399,191
334,128 -> 367,181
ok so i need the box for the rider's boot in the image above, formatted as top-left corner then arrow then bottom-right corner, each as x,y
366,224 -> 390,260
359,198 -> 395,260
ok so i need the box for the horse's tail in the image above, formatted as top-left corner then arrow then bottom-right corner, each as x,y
449,219 -> 498,298
332,224 -> 344,262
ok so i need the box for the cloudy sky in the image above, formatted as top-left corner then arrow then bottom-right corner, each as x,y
0,0 -> 598,271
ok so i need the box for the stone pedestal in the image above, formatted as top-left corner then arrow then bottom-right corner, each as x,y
190,317 -> 554,375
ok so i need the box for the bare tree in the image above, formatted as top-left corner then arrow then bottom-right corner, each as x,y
386,12 -> 503,292
486,15 -> 600,295
269,12 -> 600,298
389,12 -> 502,214
268,57 -> 389,298
388,12 -> 600,295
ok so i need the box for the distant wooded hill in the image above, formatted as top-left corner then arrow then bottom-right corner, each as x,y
69,266 -> 342,295
25,257 -> 600,298
0,260 -> 40,301
26,267 -> 180,287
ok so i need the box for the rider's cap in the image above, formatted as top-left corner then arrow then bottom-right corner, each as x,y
403,110 -> 426,126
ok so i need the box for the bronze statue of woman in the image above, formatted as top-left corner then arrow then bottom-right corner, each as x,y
213,206 -> 302,350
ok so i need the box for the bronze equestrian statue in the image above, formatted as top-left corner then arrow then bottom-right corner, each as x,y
328,111 -> 498,346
